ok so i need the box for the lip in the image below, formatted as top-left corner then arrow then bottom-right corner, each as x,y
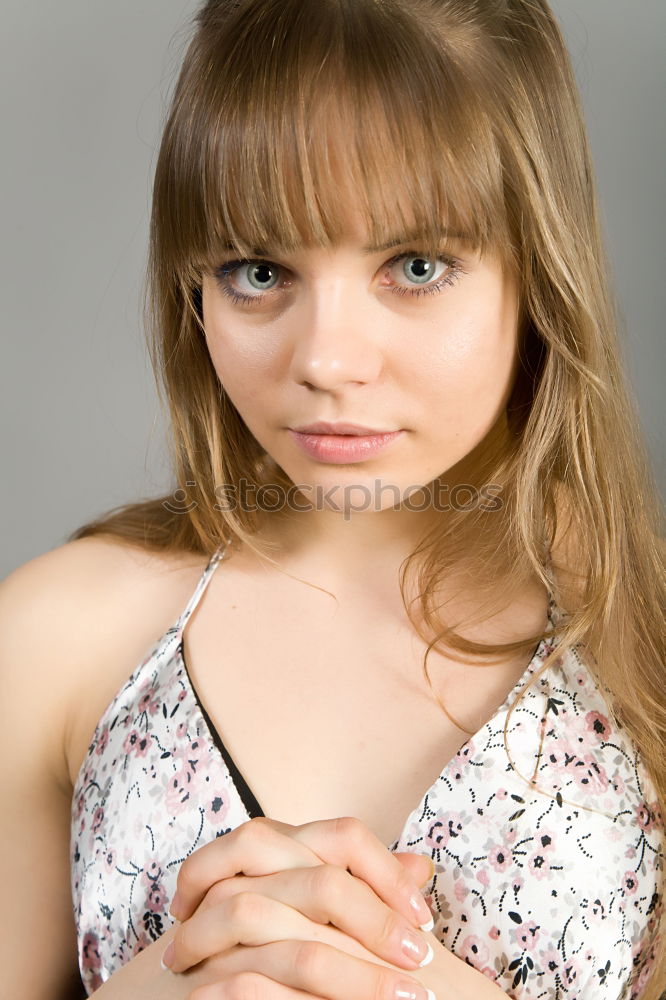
288,428 -> 403,464
291,421 -> 398,436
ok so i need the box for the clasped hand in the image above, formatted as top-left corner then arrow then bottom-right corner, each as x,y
159,814 -> 439,1000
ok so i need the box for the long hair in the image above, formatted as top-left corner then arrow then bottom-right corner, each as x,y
69,1 -> 665,994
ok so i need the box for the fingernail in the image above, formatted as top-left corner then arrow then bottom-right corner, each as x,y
409,890 -> 434,929
394,982 -> 437,1000
160,940 -> 175,971
401,929 -> 434,968
169,892 -> 183,920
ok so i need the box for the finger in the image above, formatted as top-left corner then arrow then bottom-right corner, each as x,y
163,890 -> 317,973
215,938 -> 435,1000
170,818 -> 322,922
188,971 -> 329,1000
279,864 -> 434,973
170,816 -> 434,931
182,865 -> 434,975
288,816 -> 434,928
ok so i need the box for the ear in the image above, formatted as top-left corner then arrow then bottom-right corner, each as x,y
392,851 -> 436,886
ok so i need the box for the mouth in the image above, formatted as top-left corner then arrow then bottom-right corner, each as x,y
287,427 -> 404,464
290,421 -> 400,436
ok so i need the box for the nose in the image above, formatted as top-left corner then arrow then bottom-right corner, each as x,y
288,277 -> 383,391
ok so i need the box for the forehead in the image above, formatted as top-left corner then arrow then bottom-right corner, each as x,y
161,5 -> 516,284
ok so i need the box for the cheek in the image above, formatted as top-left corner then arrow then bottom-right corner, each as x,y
202,281 -> 277,389
416,311 -> 518,405
205,320 -> 277,398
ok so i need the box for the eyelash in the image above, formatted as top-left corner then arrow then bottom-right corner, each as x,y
212,250 -> 466,307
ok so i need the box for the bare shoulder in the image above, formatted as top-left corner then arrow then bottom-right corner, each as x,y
0,535 -> 211,791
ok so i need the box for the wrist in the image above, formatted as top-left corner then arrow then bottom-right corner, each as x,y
417,933 -> 508,1000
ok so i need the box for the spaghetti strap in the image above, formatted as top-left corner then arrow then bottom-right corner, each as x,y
174,538 -> 232,635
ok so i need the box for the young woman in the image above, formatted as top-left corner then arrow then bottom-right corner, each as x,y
2,0 -> 664,998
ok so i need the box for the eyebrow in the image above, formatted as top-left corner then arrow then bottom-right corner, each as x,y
361,230 -> 471,254
219,229 -> 472,258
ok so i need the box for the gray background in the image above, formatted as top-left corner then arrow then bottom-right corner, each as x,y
2,0 -> 664,579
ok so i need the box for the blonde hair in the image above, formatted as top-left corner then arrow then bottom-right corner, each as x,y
69,0 -> 665,994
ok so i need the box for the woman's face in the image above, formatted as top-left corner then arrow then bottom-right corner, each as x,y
200,211 -> 520,519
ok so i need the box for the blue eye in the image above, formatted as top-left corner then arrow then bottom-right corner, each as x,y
213,250 -> 466,307
388,252 -> 465,299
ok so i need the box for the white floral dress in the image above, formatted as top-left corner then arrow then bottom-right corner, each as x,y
70,541 -> 664,997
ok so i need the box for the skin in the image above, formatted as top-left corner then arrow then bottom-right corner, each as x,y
154,208 -> 527,998
200,207 -> 521,594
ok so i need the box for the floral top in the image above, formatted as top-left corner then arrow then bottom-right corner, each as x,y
70,541 -> 664,997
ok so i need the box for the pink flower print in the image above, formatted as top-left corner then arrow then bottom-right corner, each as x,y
496,788 -> 508,800
535,829 -> 555,853
527,850 -> 552,880
176,722 -> 188,739
91,806 -> 105,833
172,737 -> 204,769
460,935 -> 489,966
636,801 -> 659,832
488,844 -> 513,872
512,920 -> 540,951
613,773 -> 627,798
574,671 -> 586,687
588,897 -> 606,923
82,763 -> 95,786
94,727 -> 110,756
142,859 -> 164,886
103,848 -> 116,873
454,880 -> 470,903
74,792 -> 85,820
545,737 -> 579,773
476,868 -> 490,888
206,791 -> 231,827
123,729 -> 150,757
584,710 -> 611,740
561,959 -> 581,989
137,685 -> 160,716
634,959 -> 656,997
132,931 -> 152,957
489,926 -> 500,940
81,931 -> 102,971
570,753 -> 609,794
449,741 -> 475,781
146,880 -> 167,912
166,767 -> 194,814
81,931 -> 104,987
541,946 -> 561,974
651,801 -> 663,828
622,871 -> 639,895
512,875 -> 524,892
426,812 -> 465,850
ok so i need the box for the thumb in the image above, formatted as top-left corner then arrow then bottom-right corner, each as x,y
393,851 -> 436,887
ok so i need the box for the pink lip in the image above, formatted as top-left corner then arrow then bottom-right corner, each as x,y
288,428 -> 403,464
291,421 -> 397,436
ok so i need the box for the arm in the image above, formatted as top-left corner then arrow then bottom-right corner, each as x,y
0,545 -> 212,1000
0,555 -> 86,999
